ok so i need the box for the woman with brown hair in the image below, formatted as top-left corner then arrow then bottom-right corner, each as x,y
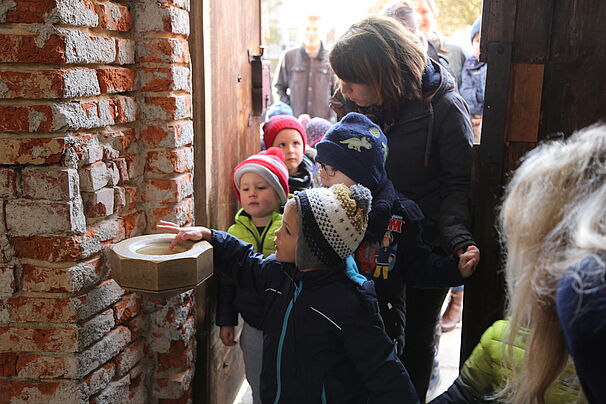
329,16 -> 478,402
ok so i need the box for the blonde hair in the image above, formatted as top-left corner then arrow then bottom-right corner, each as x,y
498,124 -> 606,403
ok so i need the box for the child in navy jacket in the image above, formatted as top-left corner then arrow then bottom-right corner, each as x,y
157,183 -> 420,404
315,112 -> 479,359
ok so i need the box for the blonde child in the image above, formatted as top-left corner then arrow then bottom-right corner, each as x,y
216,147 -> 289,404
158,184 -> 420,403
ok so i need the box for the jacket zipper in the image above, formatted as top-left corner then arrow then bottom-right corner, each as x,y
273,280 -> 303,404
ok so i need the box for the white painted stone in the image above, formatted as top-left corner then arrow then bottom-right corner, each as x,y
116,38 -> 135,65
0,264 -> 15,298
63,69 -> 101,98
0,0 -> 16,23
0,79 -> 8,98
77,327 -> 131,377
57,28 -> 116,64
79,162 -> 109,192
172,66 -> 191,92
6,200 -> 86,236
46,0 -> 98,27
28,109 -> 47,132
90,375 -> 130,404
22,167 -> 79,201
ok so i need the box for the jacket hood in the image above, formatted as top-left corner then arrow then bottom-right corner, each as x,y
425,58 -> 457,102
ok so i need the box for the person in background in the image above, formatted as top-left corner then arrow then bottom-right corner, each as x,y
459,17 -> 486,143
329,16 -> 477,402
158,184 -> 420,404
414,0 -> 467,87
274,15 -> 336,121
262,115 -> 316,192
305,116 -> 332,147
498,125 -> 606,403
265,101 -> 294,120
216,148 -> 289,404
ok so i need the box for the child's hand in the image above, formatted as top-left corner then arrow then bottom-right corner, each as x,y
219,326 -> 236,347
457,245 -> 480,278
155,220 -> 212,250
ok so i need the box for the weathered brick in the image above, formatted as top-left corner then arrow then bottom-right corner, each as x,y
114,158 -> 129,183
79,309 -> 115,349
139,66 -> 191,92
82,187 -> 115,218
125,314 -> 145,341
0,68 -> 100,99
96,67 -> 136,94
124,186 -> 139,210
11,217 -> 125,261
48,0 -> 99,26
157,338 -> 194,373
0,325 -> 78,353
1,0 -> 55,23
154,0 -> 190,11
148,197 -> 193,229
142,95 -> 191,121
157,386 -> 192,404
0,379 -> 87,404
0,167 -> 17,198
0,235 -> 15,263
122,210 -> 146,238
8,296 -> 76,323
58,27 -> 116,64
100,128 -> 137,154
22,167 -> 79,200
90,374 -> 130,404
107,161 -> 120,186
16,353 -> 74,379
148,314 -> 194,353
153,367 -> 194,400
94,1 -> 132,31
72,279 -> 124,321
6,199 -> 86,236
0,33 -> 68,64
0,352 -> 17,376
0,264 -> 15,298
114,338 -> 144,377
115,38 -> 136,64
146,147 -> 193,174
112,293 -> 141,324
0,136 -> 65,165
79,161 -> 109,192
78,326 -> 130,376
142,173 -> 193,204
124,149 -> 145,180
133,3 -> 189,35
140,120 -> 193,148
0,104 -> 53,132
83,362 -> 115,396
22,256 -> 104,294
53,96 -> 138,131
65,133 -> 104,166
137,38 -> 190,63
129,371 -> 147,403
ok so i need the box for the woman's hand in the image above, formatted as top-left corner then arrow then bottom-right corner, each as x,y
457,245 -> 480,278
219,326 -> 237,347
155,220 -> 212,250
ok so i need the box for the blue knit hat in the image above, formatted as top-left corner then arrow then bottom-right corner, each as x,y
265,101 -> 294,120
315,112 -> 388,189
470,17 -> 481,43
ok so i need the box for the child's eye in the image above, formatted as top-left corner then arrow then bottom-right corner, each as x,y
277,143 -> 285,147
257,186 -> 266,190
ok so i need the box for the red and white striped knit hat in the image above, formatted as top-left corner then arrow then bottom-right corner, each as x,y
233,147 -> 290,204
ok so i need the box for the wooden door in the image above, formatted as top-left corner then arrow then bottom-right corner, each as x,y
463,0 -> 606,361
190,1 -> 262,402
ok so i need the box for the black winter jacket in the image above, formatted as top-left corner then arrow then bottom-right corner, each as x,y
384,60 -> 475,253
211,230 -> 419,404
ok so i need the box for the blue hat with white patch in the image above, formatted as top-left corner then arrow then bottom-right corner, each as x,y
315,112 -> 388,189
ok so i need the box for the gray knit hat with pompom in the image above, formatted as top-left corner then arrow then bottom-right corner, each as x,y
295,184 -> 372,269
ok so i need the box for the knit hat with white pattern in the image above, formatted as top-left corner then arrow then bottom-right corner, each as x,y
294,183 -> 372,269
233,147 -> 290,204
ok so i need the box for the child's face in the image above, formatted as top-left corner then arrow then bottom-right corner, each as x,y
472,33 -> 481,58
239,172 -> 281,220
272,129 -> 304,175
318,163 -> 356,188
274,202 -> 298,263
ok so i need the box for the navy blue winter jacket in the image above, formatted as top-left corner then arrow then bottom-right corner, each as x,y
211,230 -> 420,404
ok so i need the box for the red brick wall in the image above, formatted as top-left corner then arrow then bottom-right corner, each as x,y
0,1 -> 196,402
